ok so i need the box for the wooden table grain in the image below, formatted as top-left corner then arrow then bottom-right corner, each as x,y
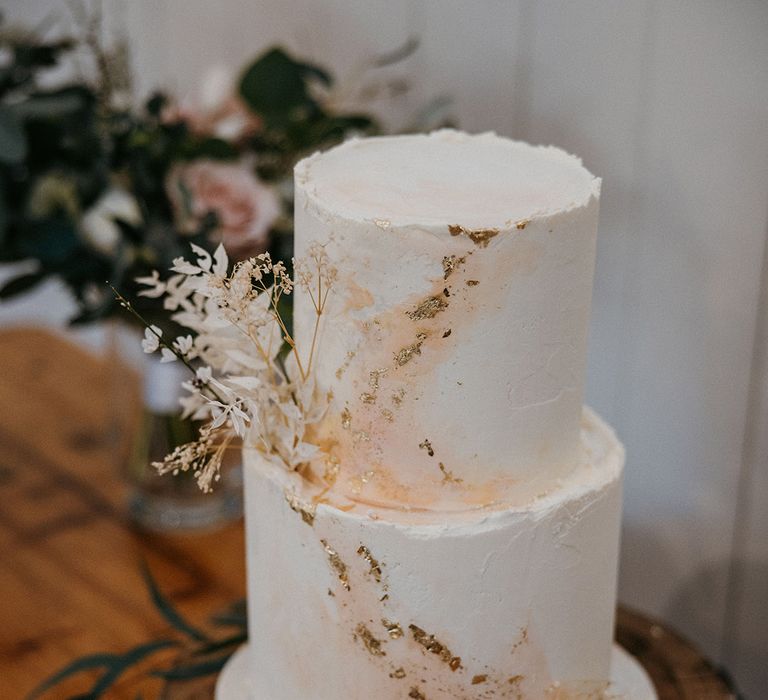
0,328 -> 737,699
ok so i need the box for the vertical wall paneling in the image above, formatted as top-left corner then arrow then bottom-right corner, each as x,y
723,211 -> 768,699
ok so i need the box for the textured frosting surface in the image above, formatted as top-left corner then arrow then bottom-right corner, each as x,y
294,130 -> 601,509
243,409 -> 624,699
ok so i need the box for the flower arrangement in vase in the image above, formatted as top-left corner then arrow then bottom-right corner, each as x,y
0,15 -> 451,529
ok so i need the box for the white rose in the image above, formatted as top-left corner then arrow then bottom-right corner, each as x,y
80,188 -> 142,256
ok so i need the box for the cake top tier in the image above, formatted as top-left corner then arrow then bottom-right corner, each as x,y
293,131 -> 601,512
296,129 -> 599,229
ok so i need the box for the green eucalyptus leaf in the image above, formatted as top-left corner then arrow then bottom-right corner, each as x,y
27,652 -> 116,698
17,219 -> 82,266
152,653 -> 231,681
88,639 -> 177,698
13,88 -> 89,120
239,47 -> 330,122
0,272 -> 46,299
141,562 -> 211,643
191,631 -> 247,657
0,105 -> 27,164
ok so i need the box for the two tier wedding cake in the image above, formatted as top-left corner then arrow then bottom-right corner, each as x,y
217,130 -> 656,699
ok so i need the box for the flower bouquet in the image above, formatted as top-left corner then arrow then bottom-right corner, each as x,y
0,16 -> 447,529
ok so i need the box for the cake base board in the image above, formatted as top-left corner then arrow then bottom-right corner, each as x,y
215,643 -> 658,699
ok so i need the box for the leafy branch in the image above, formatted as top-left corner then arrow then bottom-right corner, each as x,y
27,563 -> 247,699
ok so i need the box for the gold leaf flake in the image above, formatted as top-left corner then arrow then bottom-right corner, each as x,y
442,255 -> 465,279
392,389 -> 406,406
395,342 -> 422,367
341,407 -> 352,430
357,545 -> 383,582
466,279 -> 479,286
381,409 -> 394,422
382,619 -> 404,639
419,439 -> 435,457
284,490 -> 316,526
321,539 -> 350,591
442,329 -> 452,338
373,218 -> 391,230
323,455 -> 340,485
408,624 -> 461,670
390,667 -> 407,679
352,430 -> 370,444
516,219 -> 530,230
448,224 -> 499,248
369,368 -> 388,390
409,687 -> 426,699
472,674 -> 488,685
360,392 -> 377,404
407,296 -> 448,321
355,623 -> 386,656
439,462 -> 463,484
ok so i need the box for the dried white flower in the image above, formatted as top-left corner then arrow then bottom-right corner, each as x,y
141,326 -> 162,353
137,242 -> 336,490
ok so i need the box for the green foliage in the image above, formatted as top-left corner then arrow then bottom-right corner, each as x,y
239,47 -> 331,124
28,640 -> 178,700
140,561 -> 211,644
0,17 -> 434,328
28,562 -> 248,698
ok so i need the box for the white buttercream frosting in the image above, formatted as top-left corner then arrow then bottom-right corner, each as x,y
241,408 -> 624,699
294,130 -> 601,509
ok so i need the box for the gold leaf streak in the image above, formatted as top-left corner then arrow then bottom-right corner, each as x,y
357,545 -> 383,582
442,255 -> 465,279
355,623 -> 387,656
407,296 -> 448,321
439,462 -> 463,484
321,539 -> 350,591
448,224 -> 499,248
395,342 -> 422,367
382,619 -> 404,639
408,624 -> 462,670
419,438 -> 435,457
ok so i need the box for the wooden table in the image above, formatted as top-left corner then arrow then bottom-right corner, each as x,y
0,328 -> 738,699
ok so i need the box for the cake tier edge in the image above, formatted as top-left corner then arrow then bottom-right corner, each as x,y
238,407 -> 625,699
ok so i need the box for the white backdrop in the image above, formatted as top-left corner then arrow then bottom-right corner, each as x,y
3,1 -> 768,696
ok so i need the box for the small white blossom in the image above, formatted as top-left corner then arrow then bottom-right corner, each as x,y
160,348 -> 177,363
141,326 -> 162,353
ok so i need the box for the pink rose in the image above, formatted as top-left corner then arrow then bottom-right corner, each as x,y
166,160 -> 281,259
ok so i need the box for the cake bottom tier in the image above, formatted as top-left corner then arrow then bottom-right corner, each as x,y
237,408 -> 624,699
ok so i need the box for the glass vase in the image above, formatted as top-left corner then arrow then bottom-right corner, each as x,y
106,322 -> 242,531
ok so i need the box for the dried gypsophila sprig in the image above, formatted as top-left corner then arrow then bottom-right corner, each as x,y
131,241 -> 337,492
